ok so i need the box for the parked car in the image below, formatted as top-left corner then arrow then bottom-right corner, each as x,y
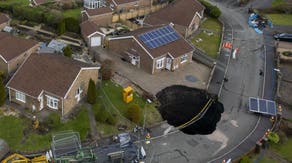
274,33 -> 292,42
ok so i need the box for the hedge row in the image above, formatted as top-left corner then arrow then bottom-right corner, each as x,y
0,3 -> 80,34
259,4 -> 292,14
198,0 -> 221,18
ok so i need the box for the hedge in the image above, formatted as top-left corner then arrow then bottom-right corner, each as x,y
198,0 -> 221,18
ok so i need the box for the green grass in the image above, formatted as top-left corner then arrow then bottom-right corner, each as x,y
0,107 -> 90,151
191,17 -> 222,58
270,138 -> 292,161
258,157 -> 278,163
63,8 -> 81,19
267,14 -> 292,26
0,0 -> 29,6
272,0 -> 285,7
92,80 -> 162,136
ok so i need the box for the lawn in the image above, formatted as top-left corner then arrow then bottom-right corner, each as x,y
270,138 -> 292,161
266,14 -> 292,26
0,107 -> 90,151
63,8 -> 82,19
92,80 -> 162,136
272,0 -> 285,7
191,17 -> 222,58
0,0 -> 29,6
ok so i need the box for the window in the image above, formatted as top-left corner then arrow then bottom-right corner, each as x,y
16,91 -> 25,103
156,58 -> 165,69
76,87 -> 83,96
46,95 -> 59,109
180,54 -> 188,63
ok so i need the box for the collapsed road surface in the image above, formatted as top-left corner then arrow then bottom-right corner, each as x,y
156,85 -> 224,135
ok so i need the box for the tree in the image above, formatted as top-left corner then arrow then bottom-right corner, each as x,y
127,104 -> 141,123
94,104 -> 108,123
0,78 -> 5,106
63,46 -> 72,58
57,20 -> 66,36
64,17 -> 80,33
87,79 -> 97,104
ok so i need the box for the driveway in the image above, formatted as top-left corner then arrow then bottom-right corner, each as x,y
95,48 -> 210,95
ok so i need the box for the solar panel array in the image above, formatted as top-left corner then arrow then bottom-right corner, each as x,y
138,26 -> 180,49
249,97 -> 277,115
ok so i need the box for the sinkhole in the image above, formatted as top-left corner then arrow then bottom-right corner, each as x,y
156,85 -> 224,135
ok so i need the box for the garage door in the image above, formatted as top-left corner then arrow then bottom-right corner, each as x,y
90,36 -> 101,47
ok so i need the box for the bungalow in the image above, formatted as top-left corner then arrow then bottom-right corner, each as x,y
81,7 -> 113,26
144,0 -> 205,38
108,0 -> 151,11
0,32 -> 39,75
80,20 -> 106,47
108,25 -> 194,74
0,13 -> 10,31
6,53 -> 100,116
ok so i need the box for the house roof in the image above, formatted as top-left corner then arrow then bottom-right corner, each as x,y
7,54 -> 100,98
85,7 -> 113,17
0,13 -> 9,25
277,41 -> 292,50
80,21 -> 99,37
144,0 -> 204,27
110,0 -> 138,5
0,32 -> 39,62
115,25 -> 194,58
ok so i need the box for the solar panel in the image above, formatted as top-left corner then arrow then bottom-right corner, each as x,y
138,26 -> 180,49
248,97 -> 277,115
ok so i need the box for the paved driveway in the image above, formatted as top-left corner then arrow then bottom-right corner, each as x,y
95,48 -> 210,95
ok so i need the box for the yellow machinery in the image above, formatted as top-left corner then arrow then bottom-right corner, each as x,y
1,153 -> 47,163
123,86 -> 133,103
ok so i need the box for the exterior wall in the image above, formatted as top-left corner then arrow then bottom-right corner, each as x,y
9,88 -> 40,112
0,22 -> 8,30
42,91 -> 62,111
0,59 -> 7,74
89,13 -> 113,26
152,54 -> 167,74
132,41 -> 153,74
116,0 -> 151,11
7,43 -> 39,74
88,34 -> 104,47
186,14 -> 201,37
171,51 -> 193,70
63,69 -> 99,115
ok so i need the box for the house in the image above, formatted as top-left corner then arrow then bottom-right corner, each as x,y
0,13 -> 10,31
81,7 -> 113,26
0,32 -> 39,75
108,25 -> 194,74
6,53 -> 100,116
80,21 -> 106,47
108,0 -> 151,11
84,0 -> 106,9
144,0 -> 205,38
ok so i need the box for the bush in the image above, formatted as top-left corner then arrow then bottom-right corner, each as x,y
198,0 -> 221,18
94,104 -> 108,123
106,116 -> 118,125
87,79 -> 97,104
0,78 -> 6,106
259,5 -> 292,14
267,132 -> 280,143
39,112 -> 60,132
63,45 -> 72,57
127,104 -> 141,123
101,59 -> 113,80
57,20 -> 66,36
64,17 -> 80,33
283,51 -> 292,57
239,156 -> 250,163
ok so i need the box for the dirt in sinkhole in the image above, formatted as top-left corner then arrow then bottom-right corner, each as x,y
156,85 -> 224,135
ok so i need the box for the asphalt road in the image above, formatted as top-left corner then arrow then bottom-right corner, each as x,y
143,1 -> 273,163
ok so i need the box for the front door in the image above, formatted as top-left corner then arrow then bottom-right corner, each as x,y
166,57 -> 172,70
39,96 -> 43,110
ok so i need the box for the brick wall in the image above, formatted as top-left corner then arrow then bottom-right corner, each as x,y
9,88 -> 40,112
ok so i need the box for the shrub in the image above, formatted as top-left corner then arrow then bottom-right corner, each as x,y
94,104 -> 108,123
106,116 -> 118,125
57,20 -> 66,36
283,51 -> 292,57
198,0 -> 221,18
64,17 -> 80,33
267,132 -> 280,143
40,112 -> 60,131
0,78 -> 6,106
63,45 -> 72,58
87,79 -> 97,104
239,156 -> 250,163
101,59 -> 113,80
127,104 -> 141,123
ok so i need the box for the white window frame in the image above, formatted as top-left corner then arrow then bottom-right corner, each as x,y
180,54 -> 188,63
156,58 -> 165,69
76,87 -> 83,96
46,95 -> 59,110
15,91 -> 26,103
